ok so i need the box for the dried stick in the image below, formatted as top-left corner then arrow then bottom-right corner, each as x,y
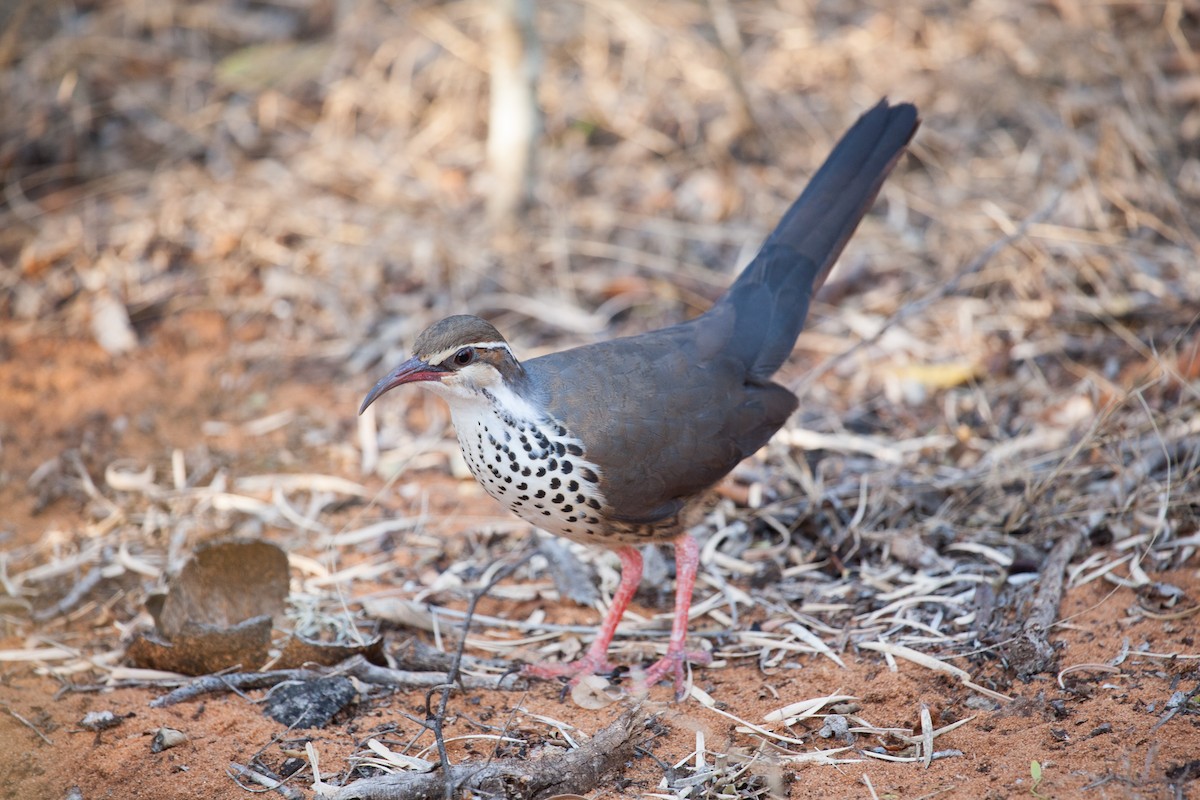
150,656 -> 518,708
426,551 -> 534,800
1004,528 -> 1085,679
228,761 -> 305,800
326,705 -> 648,800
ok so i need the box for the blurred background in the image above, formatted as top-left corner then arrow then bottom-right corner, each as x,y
3,0 -> 1200,603
3,0 -> 1198,538
4,0 -> 1194,368
1,0 -> 1198,600
1,2 -> 1199,795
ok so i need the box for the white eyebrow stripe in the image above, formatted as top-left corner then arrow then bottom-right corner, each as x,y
427,341 -> 513,365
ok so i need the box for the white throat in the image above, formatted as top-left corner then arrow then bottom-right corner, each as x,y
421,376 -> 610,546
426,377 -> 543,428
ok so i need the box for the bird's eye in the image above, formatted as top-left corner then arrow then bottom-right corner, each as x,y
452,347 -> 475,366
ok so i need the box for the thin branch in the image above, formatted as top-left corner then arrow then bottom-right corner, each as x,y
327,705 -> 648,800
150,656 -> 519,708
428,549 -> 535,800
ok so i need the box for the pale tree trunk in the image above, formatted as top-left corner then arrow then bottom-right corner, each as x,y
705,0 -> 767,161
487,0 -> 540,229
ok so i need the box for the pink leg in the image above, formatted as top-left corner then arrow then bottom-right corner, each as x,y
523,536 -> 709,698
523,545 -> 643,682
641,533 -> 711,698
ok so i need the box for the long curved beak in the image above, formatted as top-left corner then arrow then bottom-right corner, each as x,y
359,356 -> 446,414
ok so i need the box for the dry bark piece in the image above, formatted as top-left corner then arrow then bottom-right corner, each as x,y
570,674 -> 623,710
154,538 -> 289,636
126,539 -> 288,675
274,633 -> 387,670
126,616 -> 274,675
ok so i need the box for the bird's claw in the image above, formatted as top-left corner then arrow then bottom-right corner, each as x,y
523,647 -> 710,699
642,647 -> 712,700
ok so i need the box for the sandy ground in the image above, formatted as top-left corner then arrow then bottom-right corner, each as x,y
2,312 -> 1197,799
2,0 -> 1199,798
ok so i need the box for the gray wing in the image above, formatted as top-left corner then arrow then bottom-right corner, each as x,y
526,315 -> 797,522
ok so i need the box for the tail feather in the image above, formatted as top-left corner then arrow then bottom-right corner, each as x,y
714,100 -> 919,380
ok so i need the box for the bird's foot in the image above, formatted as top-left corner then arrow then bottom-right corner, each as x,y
642,647 -> 712,700
521,647 -> 711,700
521,652 -> 619,684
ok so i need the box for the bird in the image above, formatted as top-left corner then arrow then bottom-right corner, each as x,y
361,99 -> 919,697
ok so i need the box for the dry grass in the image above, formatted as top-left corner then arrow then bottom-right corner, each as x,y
1,0 -> 1199,795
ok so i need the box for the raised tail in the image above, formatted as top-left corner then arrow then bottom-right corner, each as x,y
713,99 -> 919,380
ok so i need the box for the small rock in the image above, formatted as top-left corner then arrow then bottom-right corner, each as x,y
90,292 -> 138,356
966,695 -> 1000,711
818,714 -> 852,742
264,676 -> 357,729
79,711 -> 123,732
151,727 -> 188,753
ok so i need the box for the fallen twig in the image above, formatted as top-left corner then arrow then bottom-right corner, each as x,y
228,761 -> 305,800
1005,528 -> 1086,679
150,655 -> 520,708
426,551 -> 534,800
325,704 -> 648,800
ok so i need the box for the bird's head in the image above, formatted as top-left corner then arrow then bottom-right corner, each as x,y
359,315 -> 521,413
